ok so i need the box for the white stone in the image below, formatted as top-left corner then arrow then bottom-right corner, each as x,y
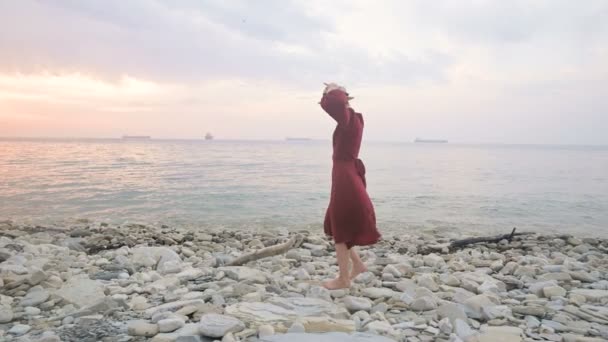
452,288 -> 476,304
288,322 -> 306,333
0,264 -> 28,274
417,274 -> 440,292
260,332 -> 396,342
0,306 -> 13,323
144,299 -> 206,318
423,254 -> 445,268
343,296 -> 372,312
463,294 -> 500,320
8,324 -> 31,336
529,280 -> 559,297
176,268 -> 207,282
225,299 -> 349,325
28,269 -> 47,285
525,316 -> 541,328
128,320 -> 159,337
410,296 -> 437,311
438,303 -> 469,327
150,323 -> 200,342
25,306 -> 41,316
95,258 -> 110,266
543,286 -> 567,298
19,289 -> 50,307
478,326 -> 523,342
354,272 -> 375,284
218,266 -> 267,283
439,318 -> 453,334
361,287 -> 395,299
158,318 -> 186,333
482,305 -> 512,320
478,280 -> 501,295
182,248 -> 195,257
382,264 -> 401,278
258,325 -> 275,338
307,286 -> 332,302
440,274 -> 461,287
54,275 -> 106,308
199,314 -> 245,338
570,289 -> 608,302
454,319 -> 475,340
396,279 -> 416,292
131,247 -> 182,270
131,296 -> 151,311
296,269 -> 311,281
157,260 -> 183,275
365,320 -> 394,335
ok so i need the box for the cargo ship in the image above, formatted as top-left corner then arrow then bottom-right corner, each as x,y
205,133 -> 214,140
122,135 -> 151,140
414,138 -> 447,143
286,137 -> 312,141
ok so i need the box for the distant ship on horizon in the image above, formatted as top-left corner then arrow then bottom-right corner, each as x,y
414,138 -> 448,143
205,132 -> 214,140
122,135 -> 151,140
286,137 -> 312,141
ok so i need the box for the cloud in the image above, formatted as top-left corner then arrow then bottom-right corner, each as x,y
0,0 -> 454,86
0,0 -> 607,143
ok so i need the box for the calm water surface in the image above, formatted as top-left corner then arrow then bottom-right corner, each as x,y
1,138 -> 607,237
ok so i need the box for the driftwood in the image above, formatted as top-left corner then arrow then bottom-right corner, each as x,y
449,227 -> 532,250
419,228 -> 534,254
226,234 -> 304,266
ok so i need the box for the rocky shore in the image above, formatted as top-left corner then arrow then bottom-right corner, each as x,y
1,220 -> 607,342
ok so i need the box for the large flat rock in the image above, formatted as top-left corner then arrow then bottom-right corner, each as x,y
570,289 -> 608,302
54,275 -> 105,308
225,297 -> 349,325
261,332 -> 396,342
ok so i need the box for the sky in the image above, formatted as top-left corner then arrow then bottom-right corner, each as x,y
0,0 -> 607,144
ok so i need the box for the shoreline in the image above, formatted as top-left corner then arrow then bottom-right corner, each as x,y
0,221 -> 607,341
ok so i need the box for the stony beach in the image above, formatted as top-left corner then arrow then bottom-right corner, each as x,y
1,220 -> 607,342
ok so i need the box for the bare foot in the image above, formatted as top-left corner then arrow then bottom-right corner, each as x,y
322,277 -> 351,290
350,263 -> 368,280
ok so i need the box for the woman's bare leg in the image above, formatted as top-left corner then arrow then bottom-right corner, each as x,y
349,247 -> 368,280
322,243 -> 351,289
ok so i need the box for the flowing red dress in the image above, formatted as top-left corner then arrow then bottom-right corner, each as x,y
321,89 -> 381,248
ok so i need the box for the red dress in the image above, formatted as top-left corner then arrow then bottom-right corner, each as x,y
321,89 -> 381,248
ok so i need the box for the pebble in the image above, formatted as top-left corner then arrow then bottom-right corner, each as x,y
362,287 -> 395,299
410,297 -> 437,311
543,286 -> 567,298
439,318 -> 453,334
19,289 -> 50,307
258,324 -> 275,337
8,324 -> 31,336
343,296 -> 372,312
127,320 -> 159,337
158,318 -> 185,333
199,313 -> 245,338
288,322 -> 306,333
0,307 -> 14,323
417,274 -> 440,292
0,224 -> 607,342
24,306 -> 41,316
296,269 -> 311,281
454,319 -> 475,340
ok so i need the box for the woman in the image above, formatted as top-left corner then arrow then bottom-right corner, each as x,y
320,83 -> 381,290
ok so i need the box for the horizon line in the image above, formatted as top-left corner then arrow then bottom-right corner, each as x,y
1,135 -> 607,148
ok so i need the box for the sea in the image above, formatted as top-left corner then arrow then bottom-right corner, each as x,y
1,138 -> 607,237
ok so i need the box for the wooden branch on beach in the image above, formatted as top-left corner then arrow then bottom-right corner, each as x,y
449,228 -> 532,251
226,234 -> 304,266
417,228 -> 534,255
